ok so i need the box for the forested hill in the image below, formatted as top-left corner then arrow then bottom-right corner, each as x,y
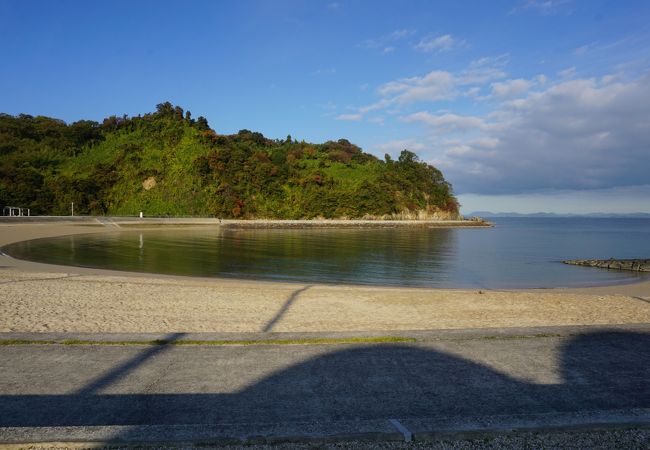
0,103 -> 460,219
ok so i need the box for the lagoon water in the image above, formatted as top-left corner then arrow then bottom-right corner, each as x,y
4,217 -> 650,289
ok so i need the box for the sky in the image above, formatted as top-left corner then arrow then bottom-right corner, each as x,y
1,0 -> 649,214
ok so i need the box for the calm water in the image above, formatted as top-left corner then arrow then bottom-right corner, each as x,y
4,217 -> 650,288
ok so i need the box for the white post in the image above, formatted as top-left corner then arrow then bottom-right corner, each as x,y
140,211 -> 143,218
71,202 -> 74,217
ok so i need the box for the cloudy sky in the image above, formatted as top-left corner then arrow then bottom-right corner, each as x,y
2,0 -> 649,213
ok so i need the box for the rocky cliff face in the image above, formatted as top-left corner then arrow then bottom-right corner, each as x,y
359,209 -> 462,221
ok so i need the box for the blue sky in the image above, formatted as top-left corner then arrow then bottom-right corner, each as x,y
2,0 -> 649,213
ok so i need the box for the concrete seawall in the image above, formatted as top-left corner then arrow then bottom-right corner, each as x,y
564,259 -> 650,272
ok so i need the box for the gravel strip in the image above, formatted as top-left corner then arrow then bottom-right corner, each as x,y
11,428 -> 650,450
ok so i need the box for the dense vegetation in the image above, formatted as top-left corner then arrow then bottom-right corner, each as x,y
0,103 -> 459,219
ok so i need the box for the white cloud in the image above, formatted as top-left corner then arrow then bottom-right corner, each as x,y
470,54 -> 510,68
489,78 -> 533,98
601,74 -> 618,85
511,0 -> 572,15
573,44 -> 592,56
335,113 -> 363,121
413,34 -> 456,53
374,139 -> 426,156
558,67 -> 577,79
341,56 -> 509,120
458,66 -> 508,85
358,28 -> 416,51
470,137 -> 500,149
340,35 -> 648,207
389,29 -> 417,40
383,46 -> 395,54
374,66 -> 507,106
464,87 -> 481,98
403,112 -> 486,132
572,35 -> 644,60
429,74 -> 650,195
358,99 -> 391,114
377,70 -> 457,103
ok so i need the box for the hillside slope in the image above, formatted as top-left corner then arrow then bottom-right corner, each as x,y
0,103 -> 459,219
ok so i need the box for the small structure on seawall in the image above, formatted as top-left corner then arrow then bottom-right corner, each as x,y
563,259 -> 650,272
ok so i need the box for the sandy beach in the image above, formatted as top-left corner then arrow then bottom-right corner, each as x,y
1,220 -> 649,333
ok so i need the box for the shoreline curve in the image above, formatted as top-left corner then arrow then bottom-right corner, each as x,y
0,219 -> 649,333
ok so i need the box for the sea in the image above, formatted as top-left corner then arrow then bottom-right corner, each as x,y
4,217 -> 650,289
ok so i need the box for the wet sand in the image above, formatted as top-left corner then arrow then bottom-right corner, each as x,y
1,221 -> 649,333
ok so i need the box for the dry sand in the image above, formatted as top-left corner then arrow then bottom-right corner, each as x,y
1,221 -> 649,333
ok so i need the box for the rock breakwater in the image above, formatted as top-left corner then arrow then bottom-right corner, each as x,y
563,259 -> 650,272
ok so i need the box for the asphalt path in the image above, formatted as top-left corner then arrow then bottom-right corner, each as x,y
0,326 -> 649,445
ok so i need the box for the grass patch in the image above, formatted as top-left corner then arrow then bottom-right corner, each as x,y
0,336 -> 416,347
0,339 -> 54,346
0,333 -> 571,348
443,333 -> 566,342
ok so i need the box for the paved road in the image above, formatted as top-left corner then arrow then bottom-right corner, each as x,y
0,326 -> 649,444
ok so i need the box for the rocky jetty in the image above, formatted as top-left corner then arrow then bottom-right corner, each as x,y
563,259 -> 650,272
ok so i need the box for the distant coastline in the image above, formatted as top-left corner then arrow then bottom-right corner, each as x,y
466,211 -> 650,219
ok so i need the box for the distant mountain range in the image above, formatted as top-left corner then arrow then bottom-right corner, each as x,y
466,211 -> 650,218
